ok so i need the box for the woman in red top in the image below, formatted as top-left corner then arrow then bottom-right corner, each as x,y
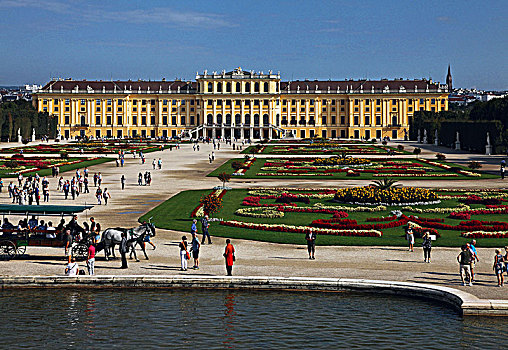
223,239 -> 235,276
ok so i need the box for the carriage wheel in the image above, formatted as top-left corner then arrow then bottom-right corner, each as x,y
15,245 -> 27,258
72,244 -> 88,261
0,240 -> 17,260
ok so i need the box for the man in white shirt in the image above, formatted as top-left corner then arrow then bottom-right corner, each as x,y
65,258 -> 79,276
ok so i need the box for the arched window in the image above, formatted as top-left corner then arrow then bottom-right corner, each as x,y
236,82 -> 241,92
217,114 -> 223,125
217,83 -> 222,93
226,114 -> 231,125
392,116 -> 397,126
244,114 -> 251,125
207,82 -> 213,92
254,114 -> 260,126
254,82 -> 260,93
235,114 -> 241,125
263,114 -> 269,125
81,115 -> 86,126
226,82 -> 231,93
264,82 -> 269,92
207,114 -> 213,125
245,82 -> 251,92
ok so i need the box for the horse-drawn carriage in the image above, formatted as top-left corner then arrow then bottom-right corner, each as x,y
0,204 -> 93,261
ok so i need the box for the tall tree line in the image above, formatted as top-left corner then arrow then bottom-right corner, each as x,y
0,100 -> 57,141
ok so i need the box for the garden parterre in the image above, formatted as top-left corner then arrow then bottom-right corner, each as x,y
243,144 -> 410,155
0,141 -> 171,154
209,157 -> 493,180
141,187 -> 508,247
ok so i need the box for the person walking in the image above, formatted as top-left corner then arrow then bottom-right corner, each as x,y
93,173 -> 98,187
457,245 -> 473,286
152,159 -> 156,169
95,187 -> 102,205
223,239 -> 235,276
468,240 -> 479,281
158,158 -> 162,169
305,228 -> 316,259
501,163 -> 506,179
87,243 -> 96,275
179,236 -> 189,271
493,249 -> 505,287
120,231 -> 128,269
405,226 -> 414,252
138,172 -> 143,186
422,231 -> 432,263
190,232 -> 200,269
98,172 -> 102,187
201,215 -> 212,244
83,177 -> 89,193
191,219 -> 198,235
103,188 -> 111,205
121,175 -> 125,190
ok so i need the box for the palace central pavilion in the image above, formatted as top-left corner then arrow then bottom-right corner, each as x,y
35,67 -> 449,140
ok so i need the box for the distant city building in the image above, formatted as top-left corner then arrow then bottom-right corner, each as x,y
34,67 -> 449,140
24,84 -> 42,93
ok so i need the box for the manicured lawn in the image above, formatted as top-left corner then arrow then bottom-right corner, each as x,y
140,188 -> 508,247
0,157 -> 114,178
208,157 -> 496,180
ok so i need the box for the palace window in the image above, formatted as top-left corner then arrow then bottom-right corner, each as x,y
96,107 -> 100,112
354,116 -> 359,125
150,116 -> 156,125
331,116 -> 336,124
263,82 -> 268,92
172,107 -> 176,112
291,108 -> 296,112
354,107 -> 359,112
96,99 -> 101,104
133,107 -> 137,112
65,99 -> 70,105
245,100 -> 250,106
132,100 -> 137,105
420,99 -> 424,104
365,115 -> 370,125
283,108 -> 287,112
322,107 -> 326,112
65,116 -> 70,124
376,116 -> 381,125
190,116 -> 195,125
118,107 -> 122,112
142,100 -> 147,105
376,107 -> 381,112
107,99 -> 112,105
133,116 -> 137,124
208,82 -> 213,91
117,100 -> 122,105
65,107 -> 69,112
310,99 -> 314,105
190,108 -> 194,112
322,116 -> 327,124
95,116 -> 101,125
106,116 -> 112,125
263,99 -> 268,106
172,116 -> 177,125
254,82 -> 260,92
117,116 -> 123,125
340,116 -> 345,124
80,107 -> 85,112
236,82 -> 241,92
365,100 -> 370,105
142,107 -> 146,112
245,82 -> 250,92
431,99 -> 436,104
340,99 -> 345,105
226,82 -> 231,93
151,99 -> 156,105
172,100 -> 177,105
141,116 -> 146,125
217,83 -> 222,93
217,100 -> 223,106
190,100 -> 194,105
355,99 -> 359,105
282,100 -> 287,105
310,107 -> 314,112
163,107 -> 167,112
226,100 -> 231,106
54,107 -> 58,111
163,116 -> 168,125
181,100 -> 186,105
80,100 -> 85,105
301,107 -> 305,112
107,107 -> 112,112
254,100 -> 259,106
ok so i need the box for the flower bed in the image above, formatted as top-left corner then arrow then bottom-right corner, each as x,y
334,186 -> 439,205
220,220 -> 383,237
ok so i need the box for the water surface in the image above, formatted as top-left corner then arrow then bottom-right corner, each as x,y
0,289 -> 506,349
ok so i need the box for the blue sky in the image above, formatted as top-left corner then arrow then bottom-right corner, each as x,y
0,0 -> 506,90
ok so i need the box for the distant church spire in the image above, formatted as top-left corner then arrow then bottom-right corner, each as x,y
446,65 -> 452,92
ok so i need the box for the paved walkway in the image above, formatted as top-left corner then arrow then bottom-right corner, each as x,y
0,139 -> 507,301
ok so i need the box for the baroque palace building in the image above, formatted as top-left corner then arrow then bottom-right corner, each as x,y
34,67 -> 449,140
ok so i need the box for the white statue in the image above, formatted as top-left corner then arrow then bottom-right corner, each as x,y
423,129 -> 428,144
32,128 -> 36,142
434,129 -> 438,146
454,131 -> 461,150
56,128 -> 61,141
17,128 -> 22,143
417,129 -> 421,143
485,132 -> 492,155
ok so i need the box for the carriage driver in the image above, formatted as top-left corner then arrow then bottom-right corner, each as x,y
66,215 -> 84,241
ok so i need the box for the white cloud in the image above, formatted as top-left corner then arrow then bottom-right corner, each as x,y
0,0 -> 234,28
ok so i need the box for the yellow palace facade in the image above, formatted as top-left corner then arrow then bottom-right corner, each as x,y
35,67 -> 449,140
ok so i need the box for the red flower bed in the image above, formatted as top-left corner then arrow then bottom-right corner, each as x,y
461,232 -> 508,239
311,215 -> 409,230
366,215 -> 397,222
462,195 -> 503,205
448,212 -> 471,220
220,220 -> 381,237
